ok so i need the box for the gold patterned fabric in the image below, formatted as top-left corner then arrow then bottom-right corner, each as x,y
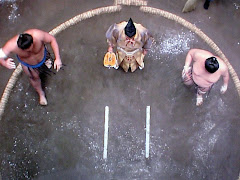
106,21 -> 153,72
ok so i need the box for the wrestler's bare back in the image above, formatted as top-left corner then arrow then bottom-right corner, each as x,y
191,49 -> 226,87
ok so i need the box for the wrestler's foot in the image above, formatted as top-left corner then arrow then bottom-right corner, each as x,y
39,94 -> 48,106
196,94 -> 203,106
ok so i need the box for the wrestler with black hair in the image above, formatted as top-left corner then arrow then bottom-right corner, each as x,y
182,49 -> 229,106
0,29 -> 62,105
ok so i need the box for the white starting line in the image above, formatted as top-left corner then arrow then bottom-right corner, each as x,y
103,106 -> 109,159
145,105 -> 151,159
103,106 -> 151,159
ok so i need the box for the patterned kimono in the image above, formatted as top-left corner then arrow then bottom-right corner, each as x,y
106,21 -> 153,72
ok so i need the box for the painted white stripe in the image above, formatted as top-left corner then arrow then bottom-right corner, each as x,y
103,106 -> 109,159
146,106 -> 151,158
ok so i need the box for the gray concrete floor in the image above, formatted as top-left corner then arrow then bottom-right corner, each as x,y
0,0 -> 240,179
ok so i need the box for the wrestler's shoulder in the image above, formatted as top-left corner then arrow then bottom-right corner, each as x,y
219,59 -> 228,70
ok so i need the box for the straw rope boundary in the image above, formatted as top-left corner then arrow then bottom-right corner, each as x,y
49,5 -> 122,36
0,3 -> 239,121
0,64 -> 22,116
114,0 -> 147,6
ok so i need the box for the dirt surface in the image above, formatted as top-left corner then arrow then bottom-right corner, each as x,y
0,0 -> 240,179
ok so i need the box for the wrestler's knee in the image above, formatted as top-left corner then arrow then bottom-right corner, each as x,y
28,76 -> 39,82
28,73 -> 40,81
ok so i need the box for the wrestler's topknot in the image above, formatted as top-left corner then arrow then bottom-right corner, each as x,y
205,57 -> 219,73
17,33 -> 33,50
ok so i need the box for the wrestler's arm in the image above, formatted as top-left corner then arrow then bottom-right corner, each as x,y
220,63 -> 229,94
184,49 -> 196,67
183,49 -> 196,74
38,30 -> 62,72
0,38 -> 17,69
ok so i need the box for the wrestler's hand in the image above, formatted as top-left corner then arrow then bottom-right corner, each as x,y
108,46 -> 113,53
3,58 -> 16,69
54,58 -> 62,72
220,84 -> 228,94
143,49 -> 148,55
